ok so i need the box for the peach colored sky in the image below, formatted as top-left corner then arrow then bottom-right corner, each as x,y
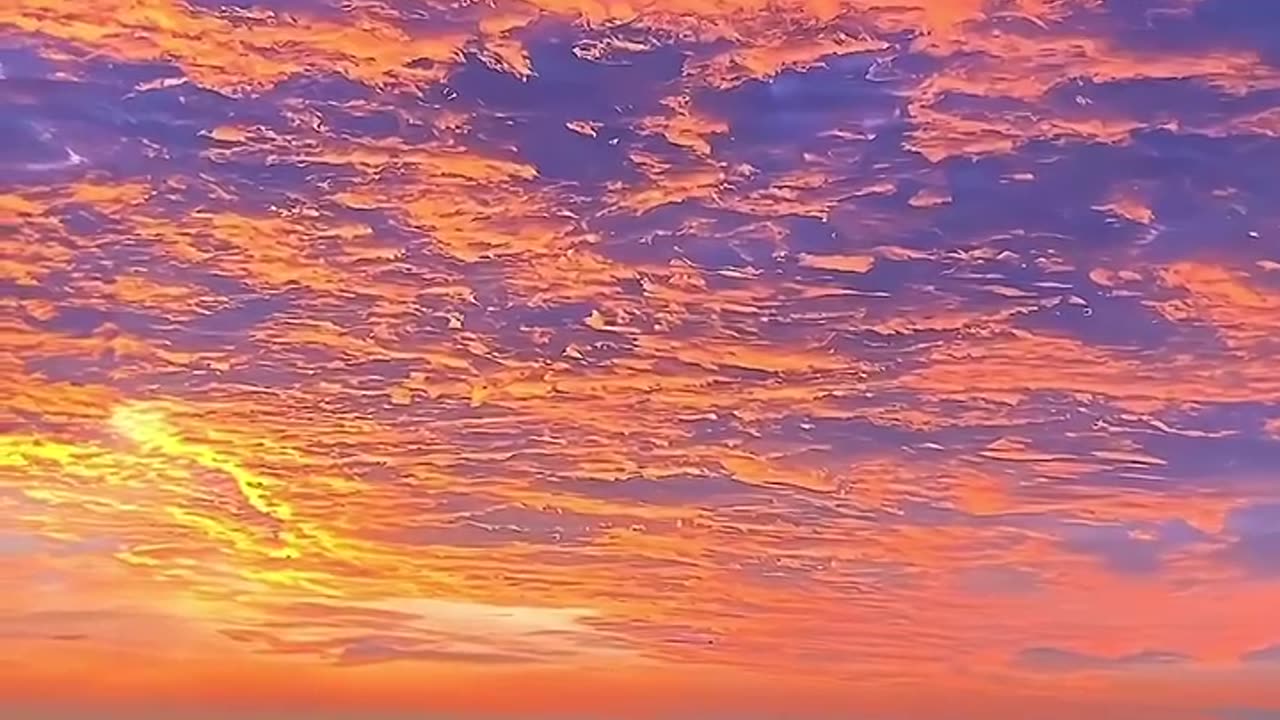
2,1 -> 1280,718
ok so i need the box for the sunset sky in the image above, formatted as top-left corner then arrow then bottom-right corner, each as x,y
3,0 -> 1280,718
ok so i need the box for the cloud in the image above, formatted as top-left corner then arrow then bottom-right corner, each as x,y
0,532 -> 44,555
1220,532 -> 1280,576
1014,647 -> 1194,673
552,473 -> 756,507
1058,524 -> 1165,575
6,0 -> 1280,716
335,636 -> 538,666
1056,519 -> 1207,575
1214,710 -> 1280,720
213,597 -> 628,666
0,607 -> 207,651
1218,503 -> 1280,576
1240,644 -> 1280,664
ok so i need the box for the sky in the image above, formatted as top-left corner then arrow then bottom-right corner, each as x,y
2,0 -> 1280,718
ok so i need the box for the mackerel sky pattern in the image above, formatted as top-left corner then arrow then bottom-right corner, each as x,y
3,1 -> 1280,719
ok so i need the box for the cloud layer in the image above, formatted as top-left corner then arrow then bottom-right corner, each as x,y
3,0 -> 1280,718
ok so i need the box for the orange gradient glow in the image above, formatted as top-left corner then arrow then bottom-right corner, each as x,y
3,0 -> 1280,718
